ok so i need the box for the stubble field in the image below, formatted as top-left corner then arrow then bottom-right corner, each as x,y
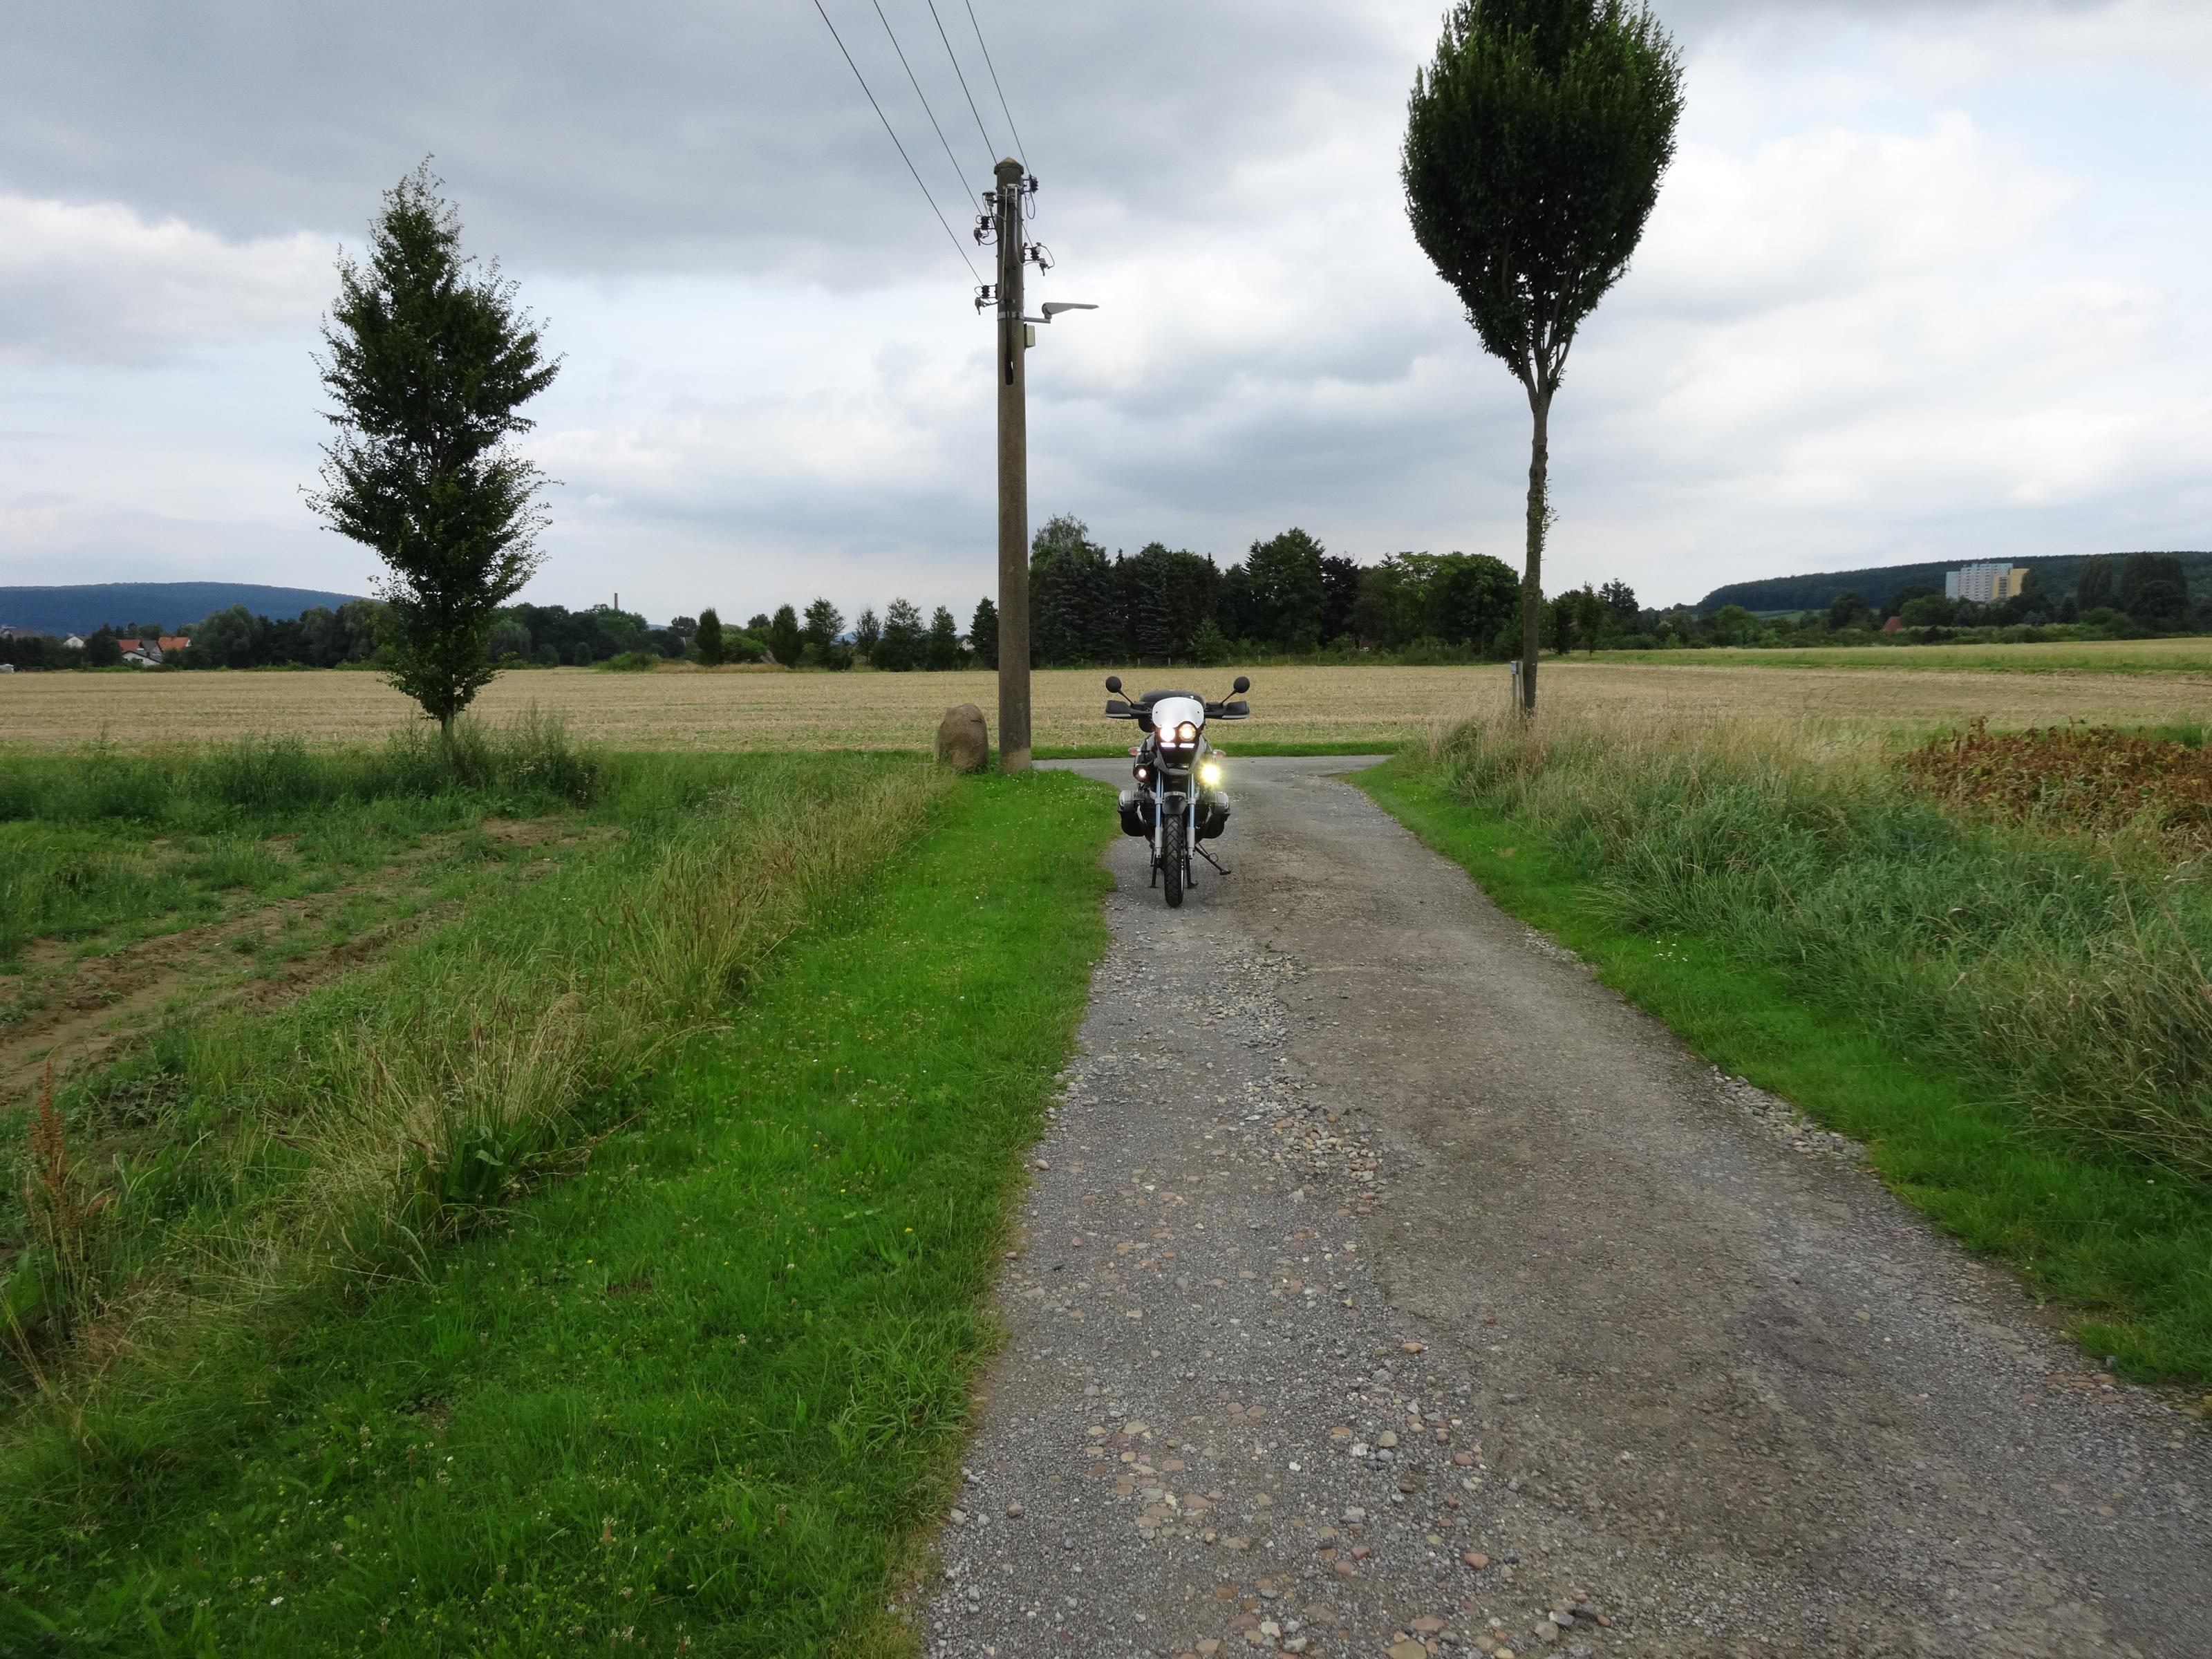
3,652 -> 2206,751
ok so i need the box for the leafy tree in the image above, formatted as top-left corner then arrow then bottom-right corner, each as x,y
328,599 -> 386,663
81,627 -> 124,668
1320,554 -> 1364,644
184,606 -> 264,668
1572,585 -> 1608,655
1244,528 -> 1329,651
1600,579 -> 1640,632
695,606 -> 726,666
1884,584 -> 1940,622
307,160 -> 559,732
768,603 -> 803,666
487,615 -> 532,663
1190,618 -> 1232,666
2073,556 -> 2115,612
2119,552 -> 2188,629
1826,590 -> 1869,632
926,606 -> 962,670
967,597 -> 997,670
1899,594 -> 1954,628
802,597 -> 845,659
1427,552 -> 1521,647
1545,593 -> 1576,655
876,599 -> 925,671
854,606 -> 881,662
1403,0 -> 1683,712
1711,603 -> 1759,644
1352,560 -> 1418,648
746,612 -> 771,633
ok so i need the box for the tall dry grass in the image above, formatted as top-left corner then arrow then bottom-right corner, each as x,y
1414,708 -> 2212,1181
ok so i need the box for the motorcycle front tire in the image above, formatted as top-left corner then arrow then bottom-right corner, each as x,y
1163,812 -> 1185,908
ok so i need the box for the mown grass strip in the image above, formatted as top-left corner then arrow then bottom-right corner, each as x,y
1361,762 -> 2212,1387
1,770 -> 1112,1656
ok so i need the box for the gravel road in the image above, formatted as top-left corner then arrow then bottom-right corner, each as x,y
917,756 -> 2209,1659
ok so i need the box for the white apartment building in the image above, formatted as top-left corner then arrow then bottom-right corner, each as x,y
1944,562 -> 2032,603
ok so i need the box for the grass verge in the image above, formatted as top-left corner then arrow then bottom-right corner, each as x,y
2,769 -> 1112,1655
1361,713 -> 2212,1386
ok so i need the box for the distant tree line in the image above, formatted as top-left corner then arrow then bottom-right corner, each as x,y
9,537 -> 2198,679
1681,552 -> 2202,650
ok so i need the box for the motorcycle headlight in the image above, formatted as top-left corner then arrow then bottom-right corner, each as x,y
1170,721 -> 1199,746
1199,761 -> 1222,787
1134,765 -> 1150,782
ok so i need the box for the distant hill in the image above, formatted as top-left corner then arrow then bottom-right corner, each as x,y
0,581 -> 369,636
1696,552 -> 2212,615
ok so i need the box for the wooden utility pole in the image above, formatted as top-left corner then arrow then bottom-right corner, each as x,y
992,156 -> 1031,772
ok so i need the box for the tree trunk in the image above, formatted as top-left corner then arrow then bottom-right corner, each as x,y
1517,386 -> 1552,715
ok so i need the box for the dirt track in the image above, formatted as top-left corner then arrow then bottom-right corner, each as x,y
919,757 -> 2210,1659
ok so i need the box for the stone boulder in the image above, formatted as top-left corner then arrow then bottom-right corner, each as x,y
935,703 -> 990,772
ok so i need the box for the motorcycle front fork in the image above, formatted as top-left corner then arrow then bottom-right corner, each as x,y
1150,786 -> 1195,887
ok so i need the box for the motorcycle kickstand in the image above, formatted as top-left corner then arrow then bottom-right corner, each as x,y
1196,843 -> 1231,877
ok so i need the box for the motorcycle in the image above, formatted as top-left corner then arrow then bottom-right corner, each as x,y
1103,673 -> 1250,908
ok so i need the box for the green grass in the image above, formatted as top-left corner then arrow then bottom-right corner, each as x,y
0,720 -> 602,963
1,769 -> 1112,1655
1362,728 -> 2212,1387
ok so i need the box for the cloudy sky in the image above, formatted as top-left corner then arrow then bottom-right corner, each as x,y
2,0 -> 2206,619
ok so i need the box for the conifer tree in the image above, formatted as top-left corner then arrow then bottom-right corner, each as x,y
968,597 -> 999,670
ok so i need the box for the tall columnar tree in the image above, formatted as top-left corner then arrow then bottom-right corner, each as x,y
768,604 -> 803,666
926,606 -> 962,671
877,599 -> 925,671
854,606 -> 882,662
1245,528 -> 1330,652
966,598 -> 997,670
1403,1 -> 1683,713
801,597 -> 845,659
695,606 -> 726,666
308,160 -> 559,732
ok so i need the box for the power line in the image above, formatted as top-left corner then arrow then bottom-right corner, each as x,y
924,0 -> 997,165
809,0 -> 982,286
868,0 -> 977,199
962,0 -> 1028,169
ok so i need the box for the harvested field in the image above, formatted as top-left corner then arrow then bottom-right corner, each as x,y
1596,635 -> 2212,675
3,655 -> 2207,751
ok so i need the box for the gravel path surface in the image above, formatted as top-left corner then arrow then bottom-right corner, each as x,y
917,757 -> 2209,1659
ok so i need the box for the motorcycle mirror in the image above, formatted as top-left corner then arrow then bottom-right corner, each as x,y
1105,675 -> 1123,693
1232,675 -> 1250,694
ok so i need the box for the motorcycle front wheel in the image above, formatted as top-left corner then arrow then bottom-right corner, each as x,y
1163,812 -> 1185,908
